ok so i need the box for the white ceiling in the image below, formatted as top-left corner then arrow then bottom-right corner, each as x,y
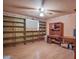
3,0 -> 76,19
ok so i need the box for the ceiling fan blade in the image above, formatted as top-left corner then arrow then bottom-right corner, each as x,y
8,5 -> 36,10
41,0 -> 45,7
48,10 -> 71,13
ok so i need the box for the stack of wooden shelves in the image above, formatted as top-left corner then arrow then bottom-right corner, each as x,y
26,21 -> 46,41
39,21 -> 46,35
3,16 -> 46,46
3,16 -> 25,45
26,31 -> 39,41
39,21 -> 46,39
47,22 -> 64,44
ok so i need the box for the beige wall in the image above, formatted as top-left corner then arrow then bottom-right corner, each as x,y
46,13 -> 76,36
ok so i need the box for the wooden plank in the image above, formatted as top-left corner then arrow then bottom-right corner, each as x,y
39,26 -> 46,28
4,36 -> 24,40
3,26 -> 24,28
26,31 -> 39,32
3,21 -> 24,24
4,15 -> 25,20
3,31 -> 45,33
3,31 -> 24,33
24,19 -> 26,44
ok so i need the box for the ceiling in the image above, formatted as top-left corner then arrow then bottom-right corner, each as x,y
3,0 -> 76,19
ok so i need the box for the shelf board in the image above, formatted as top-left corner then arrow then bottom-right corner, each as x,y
3,26 -> 24,28
4,15 -> 25,20
26,31 -> 39,32
3,31 -> 24,33
39,21 -> 46,23
50,29 -> 60,31
3,36 -> 24,40
3,21 -> 24,24
39,27 -> 46,29
39,24 -> 46,26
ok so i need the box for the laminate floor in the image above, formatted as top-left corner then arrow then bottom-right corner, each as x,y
4,41 -> 74,59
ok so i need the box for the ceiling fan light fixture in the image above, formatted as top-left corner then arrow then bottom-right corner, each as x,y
40,12 -> 44,17
40,8 -> 44,12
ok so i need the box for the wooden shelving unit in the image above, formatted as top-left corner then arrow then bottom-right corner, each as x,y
3,16 -> 46,46
25,21 -> 46,41
49,22 -> 64,36
47,22 -> 64,44
3,16 -> 25,46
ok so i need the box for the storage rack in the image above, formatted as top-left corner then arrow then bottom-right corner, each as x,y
3,16 -> 46,46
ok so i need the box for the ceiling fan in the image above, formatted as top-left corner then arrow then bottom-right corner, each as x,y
6,0 -> 75,17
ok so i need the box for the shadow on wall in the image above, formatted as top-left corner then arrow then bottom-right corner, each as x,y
73,29 -> 76,37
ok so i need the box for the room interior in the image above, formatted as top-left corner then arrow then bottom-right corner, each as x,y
3,0 -> 76,59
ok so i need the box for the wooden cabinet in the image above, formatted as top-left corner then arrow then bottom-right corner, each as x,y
49,22 -> 64,36
48,22 -> 64,44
